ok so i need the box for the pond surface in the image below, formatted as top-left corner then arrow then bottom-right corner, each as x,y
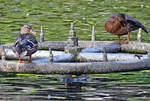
1,72 -> 150,101
0,0 -> 150,43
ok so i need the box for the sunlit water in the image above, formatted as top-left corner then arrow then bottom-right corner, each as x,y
0,0 -> 150,43
1,72 -> 150,101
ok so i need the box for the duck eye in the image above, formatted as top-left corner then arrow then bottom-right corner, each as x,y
24,25 -> 32,29
26,26 -> 31,29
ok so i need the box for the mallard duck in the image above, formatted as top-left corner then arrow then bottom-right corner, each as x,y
13,24 -> 38,63
105,13 -> 148,44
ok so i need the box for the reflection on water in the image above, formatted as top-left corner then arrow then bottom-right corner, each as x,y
1,72 -> 150,101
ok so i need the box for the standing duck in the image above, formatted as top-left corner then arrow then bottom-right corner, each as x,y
13,24 -> 38,63
105,13 -> 148,44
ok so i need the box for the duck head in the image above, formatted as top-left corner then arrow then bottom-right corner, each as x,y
21,24 -> 36,34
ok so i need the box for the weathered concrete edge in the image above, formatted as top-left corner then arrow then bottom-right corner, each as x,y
0,58 -> 150,74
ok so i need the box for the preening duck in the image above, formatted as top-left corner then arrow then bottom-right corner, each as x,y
105,13 -> 148,44
13,24 -> 38,63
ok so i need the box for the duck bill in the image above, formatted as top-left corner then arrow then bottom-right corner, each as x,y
30,29 -> 36,34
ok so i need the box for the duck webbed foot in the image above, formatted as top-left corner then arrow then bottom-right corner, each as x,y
18,56 -> 24,63
28,60 -> 32,63
118,37 -> 130,44
117,39 -> 129,44
19,60 -> 24,63
117,35 -> 130,44
123,39 -> 129,44
117,32 -> 130,44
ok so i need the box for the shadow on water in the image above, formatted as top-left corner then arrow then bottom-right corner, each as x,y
1,72 -> 150,101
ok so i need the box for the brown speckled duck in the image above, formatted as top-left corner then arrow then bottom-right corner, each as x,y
105,13 -> 148,44
13,24 -> 38,63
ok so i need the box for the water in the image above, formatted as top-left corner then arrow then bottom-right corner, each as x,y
0,0 -> 150,43
0,72 -> 150,101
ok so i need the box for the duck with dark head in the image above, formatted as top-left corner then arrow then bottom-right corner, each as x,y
13,24 -> 38,63
105,13 -> 148,44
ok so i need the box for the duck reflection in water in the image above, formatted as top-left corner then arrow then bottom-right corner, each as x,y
58,74 -> 89,100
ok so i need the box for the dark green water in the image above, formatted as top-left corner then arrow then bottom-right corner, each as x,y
1,72 -> 150,101
1,0 -> 150,101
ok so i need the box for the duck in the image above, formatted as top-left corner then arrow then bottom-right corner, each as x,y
13,24 -> 38,63
105,13 -> 148,44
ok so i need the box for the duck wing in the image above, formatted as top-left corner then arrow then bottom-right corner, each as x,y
13,35 -> 25,55
21,34 -> 38,56
13,34 -> 38,56
124,14 -> 148,33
